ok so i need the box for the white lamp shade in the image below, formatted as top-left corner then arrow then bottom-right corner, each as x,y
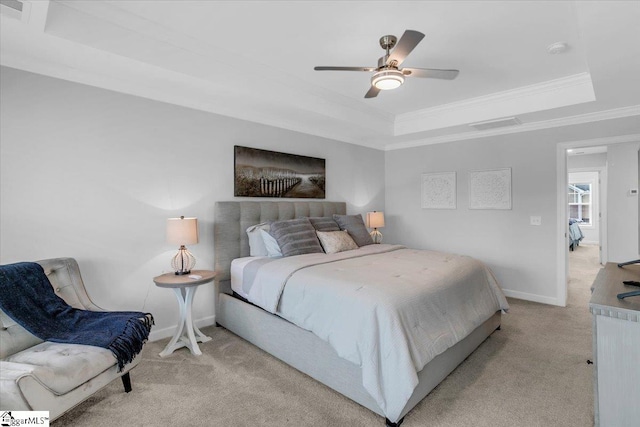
366,211 -> 385,229
167,217 -> 198,245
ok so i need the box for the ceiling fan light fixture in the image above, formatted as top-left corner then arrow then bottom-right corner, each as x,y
372,69 -> 404,90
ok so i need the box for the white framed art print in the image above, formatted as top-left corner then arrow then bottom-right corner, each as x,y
469,168 -> 512,210
421,172 -> 456,209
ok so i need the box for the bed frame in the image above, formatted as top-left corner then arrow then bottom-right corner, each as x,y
213,201 -> 501,426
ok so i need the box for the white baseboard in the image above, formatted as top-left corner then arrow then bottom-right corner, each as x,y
501,289 -> 563,307
148,315 -> 217,342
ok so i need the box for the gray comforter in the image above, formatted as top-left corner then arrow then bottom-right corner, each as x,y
243,244 -> 509,421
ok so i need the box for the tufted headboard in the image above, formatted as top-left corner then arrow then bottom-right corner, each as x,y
213,201 -> 346,293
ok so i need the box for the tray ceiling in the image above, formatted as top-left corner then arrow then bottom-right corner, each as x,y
2,1 -> 639,149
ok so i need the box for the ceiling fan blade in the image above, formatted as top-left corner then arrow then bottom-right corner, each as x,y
387,30 -> 425,67
402,68 -> 460,80
314,66 -> 376,72
364,86 -> 380,98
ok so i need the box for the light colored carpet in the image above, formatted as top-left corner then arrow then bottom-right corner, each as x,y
54,247 -> 601,426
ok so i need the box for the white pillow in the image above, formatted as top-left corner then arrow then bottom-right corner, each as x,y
246,223 -> 270,256
260,229 -> 282,257
316,230 -> 358,254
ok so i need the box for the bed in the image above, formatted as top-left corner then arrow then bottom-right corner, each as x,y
213,201 -> 508,426
569,219 -> 584,251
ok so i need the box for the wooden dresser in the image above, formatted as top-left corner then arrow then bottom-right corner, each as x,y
589,262 -> 640,427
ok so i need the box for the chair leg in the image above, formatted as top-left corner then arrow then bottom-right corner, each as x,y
121,372 -> 132,393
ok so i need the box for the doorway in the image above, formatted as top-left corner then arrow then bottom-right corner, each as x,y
566,147 -> 607,301
568,169 -> 605,260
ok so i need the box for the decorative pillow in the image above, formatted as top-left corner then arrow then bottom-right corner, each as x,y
308,217 -> 341,232
246,223 -> 270,257
333,214 -> 374,247
316,230 -> 358,254
260,229 -> 282,257
268,218 -> 323,257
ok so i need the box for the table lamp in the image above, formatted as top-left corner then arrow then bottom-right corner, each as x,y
366,211 -> 385,244
167,216 -> 198,275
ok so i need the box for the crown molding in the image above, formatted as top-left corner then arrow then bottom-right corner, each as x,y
394,72 -> 595,136
385,105 -> 640,151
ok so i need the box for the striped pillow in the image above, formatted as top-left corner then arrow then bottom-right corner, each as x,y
269,218 -> 323,257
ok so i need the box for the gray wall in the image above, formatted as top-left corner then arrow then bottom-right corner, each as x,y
2,67 -> 637,331
607,141 -> 640,262
0,67 -> 385,340
385,134 -> 559,305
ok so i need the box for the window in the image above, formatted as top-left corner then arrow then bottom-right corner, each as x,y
568,182 -> 592,225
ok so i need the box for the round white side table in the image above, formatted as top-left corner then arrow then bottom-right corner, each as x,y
153,270 -> 217,357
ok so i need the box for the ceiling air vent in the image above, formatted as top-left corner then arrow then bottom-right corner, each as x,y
469,117 -> 521,131
0,0 -> 23,19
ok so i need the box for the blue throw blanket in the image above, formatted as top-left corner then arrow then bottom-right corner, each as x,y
0,262 -> 153,371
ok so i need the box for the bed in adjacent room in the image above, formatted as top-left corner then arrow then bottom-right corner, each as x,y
569,219 -> 585,251
213,201 -> 509,426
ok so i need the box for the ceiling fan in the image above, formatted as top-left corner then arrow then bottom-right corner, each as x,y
314,30 -> 459,98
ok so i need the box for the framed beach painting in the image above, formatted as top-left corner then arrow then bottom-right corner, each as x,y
234,146 -> 326,199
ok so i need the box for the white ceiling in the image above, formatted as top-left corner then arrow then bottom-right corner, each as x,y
1,0 -> 639,150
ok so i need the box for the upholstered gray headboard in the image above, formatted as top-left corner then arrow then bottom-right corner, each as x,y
214,201 -> 347,292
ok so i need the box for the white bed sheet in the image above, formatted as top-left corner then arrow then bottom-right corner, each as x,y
230,256 -> 267,299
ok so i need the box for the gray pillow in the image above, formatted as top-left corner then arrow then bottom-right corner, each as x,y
269,218 -> 323,257
333,214 -> 374,247
308,217 -> 341,232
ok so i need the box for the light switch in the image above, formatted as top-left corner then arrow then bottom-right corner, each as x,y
530,216 -> 542,226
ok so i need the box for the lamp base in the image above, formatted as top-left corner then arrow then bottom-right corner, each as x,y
171,246 -> 196,275
370,229 -> 383,244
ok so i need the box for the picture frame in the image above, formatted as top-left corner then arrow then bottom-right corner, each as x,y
468,168 -> 512,210
421,172 -> 457,209
234,146 -> 326,199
